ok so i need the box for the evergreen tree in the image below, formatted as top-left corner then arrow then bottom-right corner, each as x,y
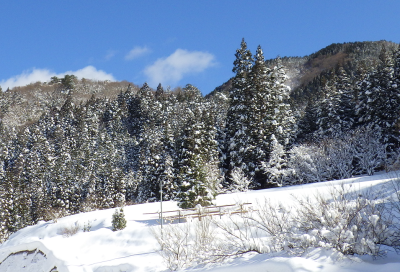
24,126 -> 48,223
137,83 -> 166,202
316,70 -> 342,138
356,47 -> 400,149
245,45 -> 272,184
0,130 -> 11,241
267,57 -> 296,147
225,42 -> 295,188
176,106 -> 218,209
224,39 -> 254,186
336,66 -> 356,133
262,134 -> 289,186
297,98 -> 320,142
111,208 -> 127,231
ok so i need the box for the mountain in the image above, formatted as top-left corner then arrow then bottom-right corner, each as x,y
0,79 -> 138,128
1,40 -> 400,247
1,41 -> 398,129
208,40 -> 398,103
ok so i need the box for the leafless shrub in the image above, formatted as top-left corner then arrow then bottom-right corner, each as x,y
249,199 -> 293,252
153,183 -> 398,270
212,211 -> 264,258
59,222 -> 80,238
151,221 -> 196,270
384,172 -> 400,250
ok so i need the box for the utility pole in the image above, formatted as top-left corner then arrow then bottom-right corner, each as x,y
160,178 -> 163,230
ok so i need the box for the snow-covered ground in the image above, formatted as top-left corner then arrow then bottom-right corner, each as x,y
1,172 -> 400,272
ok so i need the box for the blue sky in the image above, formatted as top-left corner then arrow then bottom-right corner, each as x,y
1,0 -> 399,95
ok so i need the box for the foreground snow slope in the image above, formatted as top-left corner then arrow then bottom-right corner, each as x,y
1,172 -> 400,272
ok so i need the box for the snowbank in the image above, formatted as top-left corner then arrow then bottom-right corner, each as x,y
1,172 -> 400,271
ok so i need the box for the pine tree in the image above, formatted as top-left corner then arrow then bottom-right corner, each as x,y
0,130 -> 11,241
137,83 -> 167,202
336,66 -> 356,133
245,45 -> 272,184
262,134 -> 289,186
176,105 -> 218,209
356,47 -> 400,150
316,70 -> 342,138
24,126 -> 48,223
225,42 -> 295,188
111,208 -> 127,231
267,57 -> 296,146
297,98 -> 320,142
224,39 -> 254,186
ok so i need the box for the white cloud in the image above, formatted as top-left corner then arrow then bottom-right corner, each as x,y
0,66 -> 115,90
105,50 -> 117,61
66,66 -> 115,81
125,46 -> 151,60
144,49 -> 216,87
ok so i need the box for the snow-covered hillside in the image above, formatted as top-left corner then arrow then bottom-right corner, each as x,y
1,172 -> 400,272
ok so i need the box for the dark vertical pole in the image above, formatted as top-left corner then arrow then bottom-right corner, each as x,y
160,179 -> 163,230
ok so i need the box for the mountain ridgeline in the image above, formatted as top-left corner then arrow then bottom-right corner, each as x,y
1,40 -> 399,242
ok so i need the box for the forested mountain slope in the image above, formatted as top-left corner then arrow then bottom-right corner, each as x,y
1,40 -> 400,243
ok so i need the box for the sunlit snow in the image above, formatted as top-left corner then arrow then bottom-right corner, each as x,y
1,172 -> 400,271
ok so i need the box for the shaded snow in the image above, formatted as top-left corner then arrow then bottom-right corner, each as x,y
0,249 -> 56,272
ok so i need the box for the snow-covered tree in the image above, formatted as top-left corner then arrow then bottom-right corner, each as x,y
227,167 -> 251,192
316,71 -> 342,138
336,66 -> 356,132
224,38 -> 254,186
225,42 -> 295,188
356,47 -> 400,150
262,134 -> 290,186
176,105 -> 218,209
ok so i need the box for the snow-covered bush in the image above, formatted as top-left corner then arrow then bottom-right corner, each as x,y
324,137 -> 355,180
384,173 -> 400,250
111,208 -> 126,231
352,126 -> 386,175
239,187 -> 391,257
290,185 -> 391,256
287,144 -> 330,184
152,222 -> 193,270
212,211 -> 264,257
154,184 -> 396,269
282,127 -> 389,185
228,167 -> 251,192
286,130 -> 384,184
249,199 -> 293,252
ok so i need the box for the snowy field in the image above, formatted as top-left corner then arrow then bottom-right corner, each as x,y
1,172 -> 400,272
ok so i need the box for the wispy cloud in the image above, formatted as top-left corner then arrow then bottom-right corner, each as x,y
0,66 -> 115,90
105,50 -> 117,61
125,46 -> 151,60
144,49 -> 216,87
